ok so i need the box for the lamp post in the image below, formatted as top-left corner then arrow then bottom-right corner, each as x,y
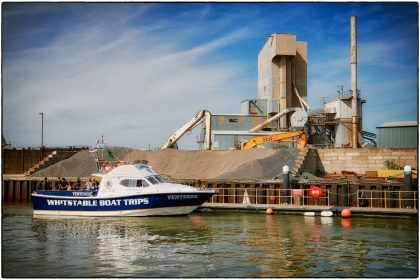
39,112 -> 44,159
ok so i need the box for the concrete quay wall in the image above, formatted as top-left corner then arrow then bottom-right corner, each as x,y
2,148 -> 55,174
302,148 -> 418,176
2,147 -> 88,174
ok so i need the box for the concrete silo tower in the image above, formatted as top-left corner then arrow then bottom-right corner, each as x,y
257,34 -> 307,130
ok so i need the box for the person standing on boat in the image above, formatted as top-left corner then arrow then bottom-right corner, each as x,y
56,177 -> 62,190
74,178 -> 81,190
35,180 -> 43,191
40,177 -> 51,190
61,178 -> 69,191
84,178 -> 92,190
92,179 -> 99,190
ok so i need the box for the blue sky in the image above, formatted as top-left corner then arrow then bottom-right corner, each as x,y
2,2 -> 418,149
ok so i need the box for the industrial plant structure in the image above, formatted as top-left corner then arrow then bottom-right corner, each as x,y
210,32 -> 309,150
161,16 -> 388,151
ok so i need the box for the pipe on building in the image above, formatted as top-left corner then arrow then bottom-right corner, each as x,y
279,56 -> 287,129
351,16 -> 359,148
292,83 -> 310,111
249,107 -> 298,133
267,66 -> 273,115
352,116 -> 358,149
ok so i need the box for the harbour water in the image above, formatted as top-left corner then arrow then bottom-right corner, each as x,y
2,203 -> 418,278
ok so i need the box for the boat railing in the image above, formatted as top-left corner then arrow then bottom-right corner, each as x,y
203,187 -> 418,209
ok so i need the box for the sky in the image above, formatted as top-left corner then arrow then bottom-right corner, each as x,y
2,2 -> 418,149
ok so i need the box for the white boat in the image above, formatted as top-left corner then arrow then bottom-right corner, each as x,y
32,164 -> 215,217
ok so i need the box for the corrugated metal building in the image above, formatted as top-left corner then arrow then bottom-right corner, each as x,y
376,121 -> 418,148
211,114 -> 267,150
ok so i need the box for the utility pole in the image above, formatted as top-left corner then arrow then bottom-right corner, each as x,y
39,112 -> 44,159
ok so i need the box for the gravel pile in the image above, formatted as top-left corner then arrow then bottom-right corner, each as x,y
216,149 -> 298,179
32,147 -> 299,180
31,147 -> 132,178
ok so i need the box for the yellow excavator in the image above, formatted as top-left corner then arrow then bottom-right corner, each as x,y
242,130 -> 307,150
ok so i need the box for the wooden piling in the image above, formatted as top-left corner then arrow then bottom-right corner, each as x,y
14,181 -> 21,203
7,180 -> 14,202
21,181 -> 28,203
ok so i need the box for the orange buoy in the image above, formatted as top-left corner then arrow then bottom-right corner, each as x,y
266,208 -> 274,215
341,208 -> 352,218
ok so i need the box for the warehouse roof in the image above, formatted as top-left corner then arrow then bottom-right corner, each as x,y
377,121 -> 418,128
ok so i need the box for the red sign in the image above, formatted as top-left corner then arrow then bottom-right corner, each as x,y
292,189 -> 303,197
309,186 -> 323,198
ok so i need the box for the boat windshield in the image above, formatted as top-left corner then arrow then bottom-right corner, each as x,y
135,164 -> 154,174
154,176 -> 165,183
146,175 -> 166,185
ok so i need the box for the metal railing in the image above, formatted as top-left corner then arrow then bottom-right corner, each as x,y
357,190 -> 417,209
206,188 -> 330,206
204,187 -> 418,209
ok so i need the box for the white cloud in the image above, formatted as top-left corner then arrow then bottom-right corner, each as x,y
3,8 -> 253,149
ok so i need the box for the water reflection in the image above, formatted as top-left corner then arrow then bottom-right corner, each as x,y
245,215 -> 315,277
29,214 -> 215,277
2,205 -> 418,278
341,218 -> 352,228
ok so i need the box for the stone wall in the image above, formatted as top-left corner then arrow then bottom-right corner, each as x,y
301,148 -> 418,176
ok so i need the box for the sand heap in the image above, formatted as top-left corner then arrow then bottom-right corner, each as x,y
32,148 -> 298,180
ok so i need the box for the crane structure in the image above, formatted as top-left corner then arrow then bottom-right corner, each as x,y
242,130 -> 307,150
242,106 -> 308,150
161,110 -> 212,150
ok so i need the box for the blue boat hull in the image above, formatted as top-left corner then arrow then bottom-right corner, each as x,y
32,191 -> 214,216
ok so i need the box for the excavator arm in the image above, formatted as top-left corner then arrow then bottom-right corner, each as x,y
161,110 -> 212,150
242,130 -> 307,150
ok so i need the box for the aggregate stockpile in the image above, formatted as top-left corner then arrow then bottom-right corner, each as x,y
31,148 -> 299,180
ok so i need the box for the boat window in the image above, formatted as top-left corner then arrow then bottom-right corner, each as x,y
154,176 -> 165,183
136,164 -> 154,174
120,179 -> 129,187
120,179 -> 149,188
129,179 -> 137,188
147,176 -> 159,185
137,179 -> 149,187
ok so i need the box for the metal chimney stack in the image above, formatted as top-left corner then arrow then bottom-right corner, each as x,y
351,16 -> 359,148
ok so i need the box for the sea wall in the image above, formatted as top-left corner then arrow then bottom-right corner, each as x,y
2,147 -> 88,174
302,148 -> 418,175
2,148 -> 52,174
